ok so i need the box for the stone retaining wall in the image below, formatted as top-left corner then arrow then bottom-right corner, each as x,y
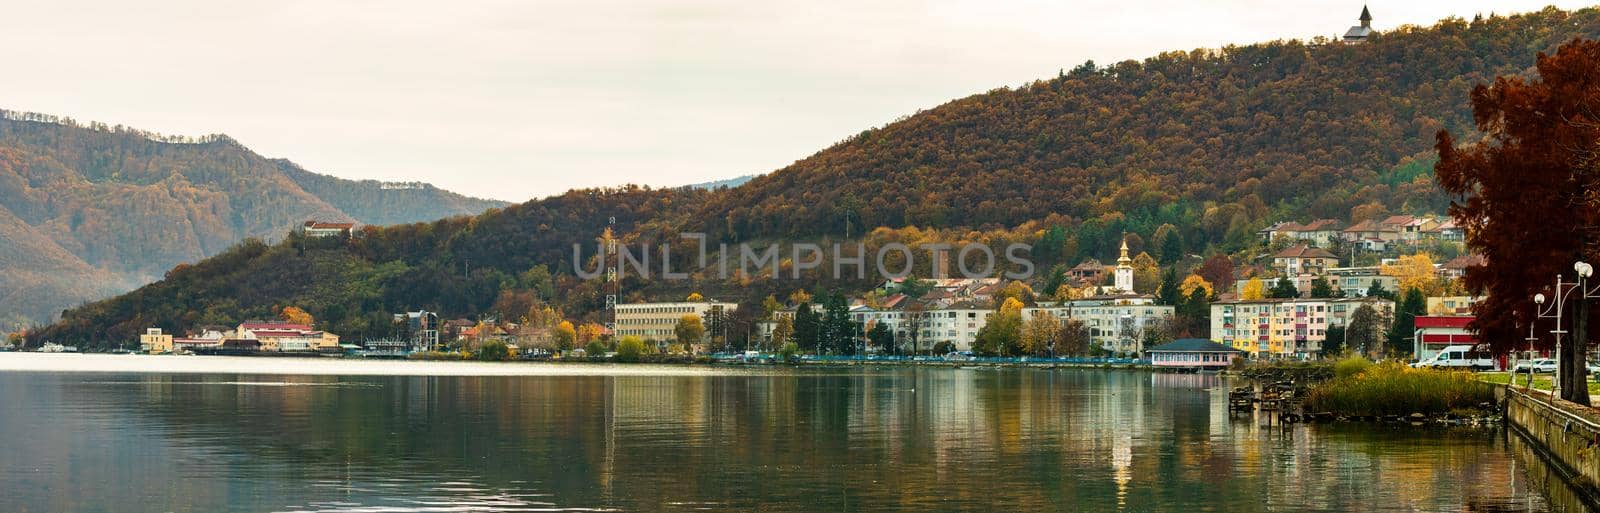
1505,386 -> 1600,499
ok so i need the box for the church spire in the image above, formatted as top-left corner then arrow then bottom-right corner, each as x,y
1359,5 -> 1372,28
1113,235 -> 1134,293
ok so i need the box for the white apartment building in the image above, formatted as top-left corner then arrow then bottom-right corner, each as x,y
1023,294 -> 1175,356
615,301 -> 738,341
916,301 -> 991,352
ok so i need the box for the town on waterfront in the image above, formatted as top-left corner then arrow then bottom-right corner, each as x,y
10,2 -> 1600,512
18,215 -> 1490,372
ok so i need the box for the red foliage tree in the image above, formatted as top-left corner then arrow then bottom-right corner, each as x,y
1194,254 -> 1235,295
1435,38 -> 1600,405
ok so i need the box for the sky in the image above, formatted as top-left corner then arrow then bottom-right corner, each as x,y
1,1 -> 1593,203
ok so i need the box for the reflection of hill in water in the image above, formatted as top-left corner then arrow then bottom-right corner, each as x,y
0,369 -> 1559,512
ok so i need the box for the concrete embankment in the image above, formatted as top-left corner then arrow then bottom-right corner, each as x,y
1504,386 -> 1600,507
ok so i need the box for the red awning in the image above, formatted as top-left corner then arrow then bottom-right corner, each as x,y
1415,316 -> 1473,329
1420,334 -> 1477,344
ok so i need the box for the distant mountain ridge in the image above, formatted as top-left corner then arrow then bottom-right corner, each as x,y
0,111 -> 507,326
683,175 -> 757,190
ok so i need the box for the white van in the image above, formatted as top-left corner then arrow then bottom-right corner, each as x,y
1412,345 -> 1496,371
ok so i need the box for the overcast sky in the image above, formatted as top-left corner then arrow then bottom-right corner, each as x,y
1,1 -> 1591,202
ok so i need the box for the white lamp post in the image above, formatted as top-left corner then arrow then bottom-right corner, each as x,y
1534,286 -> 1568,398
1531,261 -> 1600,399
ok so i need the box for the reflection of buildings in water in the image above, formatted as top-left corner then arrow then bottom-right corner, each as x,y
1113,432 -> 1133,508
609,376 -> 708,430
1148,372 -> 1224,390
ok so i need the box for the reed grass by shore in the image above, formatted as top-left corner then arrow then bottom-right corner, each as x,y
1304,361 -> 1495,416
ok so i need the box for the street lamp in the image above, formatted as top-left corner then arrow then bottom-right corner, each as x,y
1532,261 -> 1600,398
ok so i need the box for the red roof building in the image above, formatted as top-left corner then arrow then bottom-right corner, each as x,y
301,220 -> 356,238
1414,315 -> 1479,363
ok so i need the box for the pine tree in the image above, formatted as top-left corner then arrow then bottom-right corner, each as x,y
1270,277 -> 1299,298
1386,288 -> 1427,357
1309,277 -> 1336,298
1157,268 -> 1182,306
793,302 -> 820,352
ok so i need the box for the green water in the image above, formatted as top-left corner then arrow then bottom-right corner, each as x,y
0,354 -> 1576,512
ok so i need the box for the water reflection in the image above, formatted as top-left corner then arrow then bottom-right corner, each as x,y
0,364 -> 1568,512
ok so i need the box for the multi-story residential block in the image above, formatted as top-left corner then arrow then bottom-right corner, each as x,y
918,300 -> 991,352
615,301 -> 738,341
1325,297 -> 1396,328
1427,296 -> 1483,315
1326,266 -> 1399,297
1273,245 -> 1339,276
139,328 -> 173,353
1382,215 -> 1439,241
1439,254 -> 1486,281
1024,294 -> 1174,356
1342,220 -> 1401,247
1434,220 -> 1465,241
1210,297 -> 1394,360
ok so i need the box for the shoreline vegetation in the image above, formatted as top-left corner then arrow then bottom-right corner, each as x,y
1301,357 -> 1497,418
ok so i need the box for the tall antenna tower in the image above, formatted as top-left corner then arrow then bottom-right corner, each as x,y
604,217 -> 618,336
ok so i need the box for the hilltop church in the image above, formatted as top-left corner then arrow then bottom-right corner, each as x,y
1344,5 -> 1376,43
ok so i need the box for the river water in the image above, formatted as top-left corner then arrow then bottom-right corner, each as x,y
0,354 -> 1582,512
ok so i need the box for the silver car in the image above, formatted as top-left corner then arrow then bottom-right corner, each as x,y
1512,359 -> 1557,373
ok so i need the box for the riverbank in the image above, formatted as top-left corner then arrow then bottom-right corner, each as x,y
0,352 -> 1155,376
1505,385 -> 1600,507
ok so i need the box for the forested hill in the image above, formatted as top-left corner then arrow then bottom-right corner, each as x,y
0,112 -> 506,326
28,6 -> 1600,346
693,7 -> 1600,256
276,160 -> 506,226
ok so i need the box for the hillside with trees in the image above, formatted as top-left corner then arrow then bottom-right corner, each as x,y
0,112 -> 507,326
692,7 -> 1600,263
26,6 -> 1600,347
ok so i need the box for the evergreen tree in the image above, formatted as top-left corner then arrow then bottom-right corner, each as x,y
1365,281 -> 1393,300
1270,277 -> 1299,298
1157,268 -> 1182,306
1037,225 -> 1068,268
1159,230 -> 1185,264
868,322 -> 895,354
1322,326 -> 1346,356
1386,288 -> 1427,357
1176,287 -> 1211,337
820,292 -> 854,354
793,302 -> 820,352
1041,265 -> 1069,300
1309,277 -> 1336,298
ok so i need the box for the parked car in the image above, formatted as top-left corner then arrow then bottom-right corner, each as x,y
1511,358 -> 1558,373
1411,345 -> 1496,370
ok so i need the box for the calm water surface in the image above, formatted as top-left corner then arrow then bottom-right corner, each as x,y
0,354 -> 1578,512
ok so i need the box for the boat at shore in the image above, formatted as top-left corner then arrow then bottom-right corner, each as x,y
37,342 -> 78,353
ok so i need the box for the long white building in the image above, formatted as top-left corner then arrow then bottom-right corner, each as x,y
615,301 -> 738,341
1023,294 -> 1174,356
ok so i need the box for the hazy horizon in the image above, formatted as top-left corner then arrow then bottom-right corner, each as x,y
3,0 -> 1590,203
